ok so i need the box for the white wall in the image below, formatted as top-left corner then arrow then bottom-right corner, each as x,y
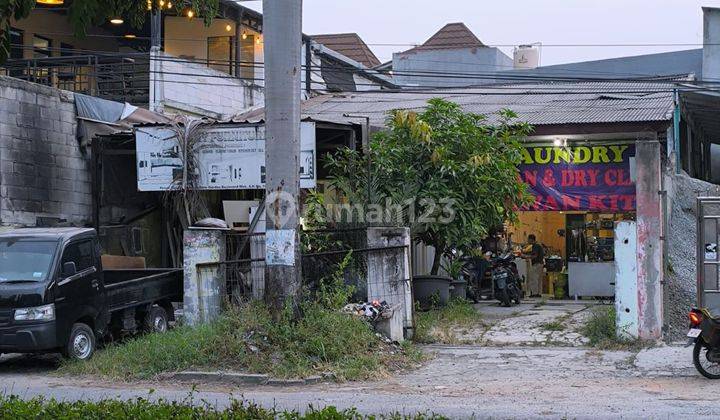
151,51 -> 262,119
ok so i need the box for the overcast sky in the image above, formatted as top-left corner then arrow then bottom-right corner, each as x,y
243,0 -> 720,66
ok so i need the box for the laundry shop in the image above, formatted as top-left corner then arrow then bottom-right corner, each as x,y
294,80 -> 719,340
508,142 -> 638,301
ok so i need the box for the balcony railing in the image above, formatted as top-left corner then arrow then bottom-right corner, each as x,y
0,53 -> 151,106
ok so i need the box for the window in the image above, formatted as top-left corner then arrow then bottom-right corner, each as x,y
207,36 -> 234,74
32,35 -> 51,59
61,240 -> 95,272
9,28 -> 23,59
0,240 -> 58,282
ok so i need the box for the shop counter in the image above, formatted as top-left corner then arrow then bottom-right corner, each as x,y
568,261 -> 615,298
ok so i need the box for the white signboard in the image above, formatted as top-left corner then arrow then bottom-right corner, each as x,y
136,122 -> 316,191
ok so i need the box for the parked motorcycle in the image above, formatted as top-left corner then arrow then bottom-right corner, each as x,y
459,253 -> 522,306
687,308 -> 720,379
491,253 -> 522,307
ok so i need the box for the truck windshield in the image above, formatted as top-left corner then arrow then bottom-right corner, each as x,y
0,239 -> 58,282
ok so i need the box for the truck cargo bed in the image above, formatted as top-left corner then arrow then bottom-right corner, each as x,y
104,269 -> 182,312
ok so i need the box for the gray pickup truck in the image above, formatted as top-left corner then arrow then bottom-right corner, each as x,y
0,227 -> 182,360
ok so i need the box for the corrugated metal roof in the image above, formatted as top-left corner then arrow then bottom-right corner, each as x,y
293,81 -> 676,128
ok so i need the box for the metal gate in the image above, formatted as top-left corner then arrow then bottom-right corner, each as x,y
698,197 -> 720,309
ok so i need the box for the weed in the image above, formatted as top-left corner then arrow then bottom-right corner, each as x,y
0,394 -> 447,419
580,306 -> 650,350
539,320 -> 565,332
60,300 -> 423,381
414,299 -> 484,344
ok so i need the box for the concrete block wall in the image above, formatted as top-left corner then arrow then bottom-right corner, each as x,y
0,76 -> 92,227
154,52 -> 263,119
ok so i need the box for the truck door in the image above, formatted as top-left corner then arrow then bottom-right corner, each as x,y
698,197 -> 720,311
55,239 -> 103,341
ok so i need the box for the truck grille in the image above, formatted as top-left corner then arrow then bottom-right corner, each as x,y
0,309 -> 13,326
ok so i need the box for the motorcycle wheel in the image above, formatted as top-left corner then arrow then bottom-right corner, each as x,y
693,339 -> 720,379
499,289 -> 511,307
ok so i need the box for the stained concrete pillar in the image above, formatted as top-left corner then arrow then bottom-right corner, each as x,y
366,227 -> 412,339
635,140 -> 664,340
183,228 -> 226,326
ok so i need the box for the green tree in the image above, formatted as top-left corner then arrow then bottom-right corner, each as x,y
324,98 -> 533,274
1,0 -> 219,62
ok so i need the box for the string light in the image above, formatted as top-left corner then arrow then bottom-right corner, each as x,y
186,9 -> 194,18
242,32 -> 248,40
225,24 -> 232,32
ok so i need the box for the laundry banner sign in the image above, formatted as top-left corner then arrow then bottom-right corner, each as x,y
518,144 -> 636,211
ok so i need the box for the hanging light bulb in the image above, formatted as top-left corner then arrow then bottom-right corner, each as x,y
110,17 -> 124,25
256,36 -> 262,45
146,0 -> 152,10
159,0 -> 165,7
241,32 -> 248,40
167,1 -> 172,8
186,9 -> 194,18
225,24 -> 232,32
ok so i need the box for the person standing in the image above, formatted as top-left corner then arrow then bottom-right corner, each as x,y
523,234 -> 545,297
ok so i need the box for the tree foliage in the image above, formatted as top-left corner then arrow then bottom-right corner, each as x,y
325,99 -> 533,274
0,0 -> 219,62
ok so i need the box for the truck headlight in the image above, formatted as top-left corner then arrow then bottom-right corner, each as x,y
14,304 -> 55,322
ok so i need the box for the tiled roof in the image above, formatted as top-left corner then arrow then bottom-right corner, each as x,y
294,81 -> 676,128
311,33 -> 381,68
401,22 -> 485,54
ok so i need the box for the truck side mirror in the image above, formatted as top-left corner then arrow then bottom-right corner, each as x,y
62,262 -> 77,277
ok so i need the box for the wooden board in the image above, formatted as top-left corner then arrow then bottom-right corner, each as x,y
101,254 -> 146,269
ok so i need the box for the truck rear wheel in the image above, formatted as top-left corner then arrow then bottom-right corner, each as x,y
144,307 -> 168,333
64,323 -> 96,361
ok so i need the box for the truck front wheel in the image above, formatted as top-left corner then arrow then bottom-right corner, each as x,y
64,323 -> 96,361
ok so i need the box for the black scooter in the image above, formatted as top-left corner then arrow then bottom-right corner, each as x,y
490,253 -> 522,307
461,253 -> 522,306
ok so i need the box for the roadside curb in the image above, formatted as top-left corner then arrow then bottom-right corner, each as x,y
171,371 -> 334,387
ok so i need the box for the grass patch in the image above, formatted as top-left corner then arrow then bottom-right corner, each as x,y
0,395 -> 446,419
414,299 -> 484,344
581,306 -> 649,350
539,320 -> 565,332
59,301 -> 423,381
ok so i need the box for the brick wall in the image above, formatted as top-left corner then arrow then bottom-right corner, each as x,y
0,76 -> 92,227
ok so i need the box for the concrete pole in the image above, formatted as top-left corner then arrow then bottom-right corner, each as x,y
262,0 -> 302,316
635,138 -> 664,340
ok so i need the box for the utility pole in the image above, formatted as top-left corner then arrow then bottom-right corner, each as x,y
263,0 -> 303,317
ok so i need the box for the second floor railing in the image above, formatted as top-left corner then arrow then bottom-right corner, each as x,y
0,53 -> 151,106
